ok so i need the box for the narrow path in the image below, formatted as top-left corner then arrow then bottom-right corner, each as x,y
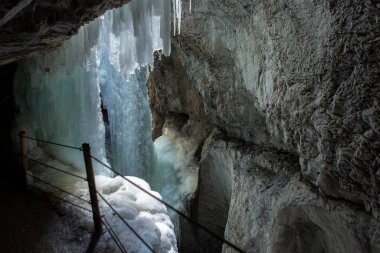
0,189 -> 118,253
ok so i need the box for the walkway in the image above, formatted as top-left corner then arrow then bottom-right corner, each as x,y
0,189 -> 119,253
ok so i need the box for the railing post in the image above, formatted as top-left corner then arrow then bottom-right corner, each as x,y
19,131 -> 28,188
82,143 -> 102,235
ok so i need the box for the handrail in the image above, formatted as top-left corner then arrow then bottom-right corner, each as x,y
26,156 -> 87,181
26,183 -> 127,253
19,132 -> 247,253
25,172 -> 90,204
96,191 -> 155,253
21,159 -> 128,253
27,184 -> 92,213
101,216 -> 128,253
18,133 -> 128,253
90,155 -> 246,253
20,134 -> 82,151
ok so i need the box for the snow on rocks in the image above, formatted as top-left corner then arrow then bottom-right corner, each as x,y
96,175 -> 177,253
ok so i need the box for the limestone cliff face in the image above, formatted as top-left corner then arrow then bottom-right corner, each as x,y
0,0 -> 130,64
204,133 -> 379,253
150,0 -> 380,252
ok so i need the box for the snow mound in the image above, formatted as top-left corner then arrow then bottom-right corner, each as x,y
96,175 -> 177,253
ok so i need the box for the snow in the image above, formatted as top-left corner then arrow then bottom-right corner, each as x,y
96,175 -> 177,253
23,147 -> 178,253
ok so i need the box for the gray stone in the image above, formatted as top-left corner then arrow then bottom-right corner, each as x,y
0,0 -> 130,64
150,0 -> 380,251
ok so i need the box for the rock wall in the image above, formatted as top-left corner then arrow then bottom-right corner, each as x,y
0,0 -> 379,251
0,0 -> 130,65
207,132 -> 379,253
150,0 -> 380,252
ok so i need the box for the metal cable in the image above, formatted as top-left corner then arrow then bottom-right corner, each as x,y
18,133 -> 244,252
26,173 -> 90,204
21,135 -> 82,150
18,135 -> 147,252
90,154 -> 246,253
27,184 -> 92,213
96,191 -> 155,253
101,216 -> 128,253
28,181 -> 126,253
90,205 -> 128,253
25,156 -> 87,181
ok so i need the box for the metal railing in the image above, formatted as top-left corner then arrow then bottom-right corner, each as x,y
18,131 -> 246,253
18,131 -> 129,253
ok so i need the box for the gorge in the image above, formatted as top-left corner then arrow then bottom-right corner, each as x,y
0,0 -> 379,253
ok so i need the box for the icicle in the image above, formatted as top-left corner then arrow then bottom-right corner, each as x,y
161,0 -> 171,56
172,0 -> 182,35
177,0 -> 182,34
189,0 -> 192,14
172,0 -> 176,35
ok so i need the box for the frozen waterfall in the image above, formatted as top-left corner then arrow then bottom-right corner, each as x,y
13,0 -> 191,252
14,0 -> 172,176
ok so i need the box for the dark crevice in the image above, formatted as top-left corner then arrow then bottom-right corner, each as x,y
99,97 -> 112,167
0,62 -> 22,192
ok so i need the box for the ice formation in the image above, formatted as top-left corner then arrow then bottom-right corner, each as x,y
14,0 -> 173,176
13,1 -> 190,252
151,129 -> 199,238
172,0 -> 182,35
14,34 -> 109,173
152,131 -> 198,208
97,175 -> 177,253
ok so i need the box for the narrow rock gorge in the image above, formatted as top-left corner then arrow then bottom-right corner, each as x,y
1,0 -> 379,252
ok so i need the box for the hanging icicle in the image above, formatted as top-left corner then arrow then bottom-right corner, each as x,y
172,0 -> 182,35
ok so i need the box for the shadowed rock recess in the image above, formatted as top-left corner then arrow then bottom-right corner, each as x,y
1,0 -> 380,253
